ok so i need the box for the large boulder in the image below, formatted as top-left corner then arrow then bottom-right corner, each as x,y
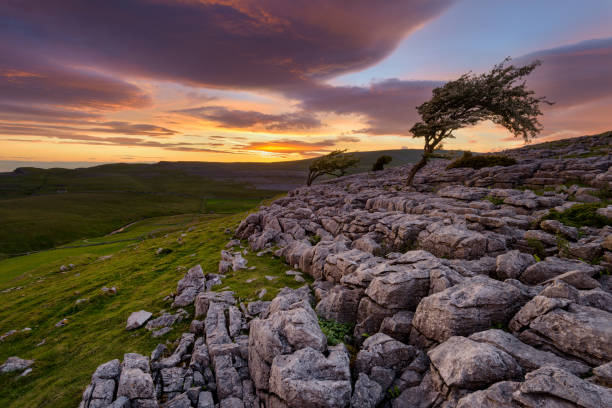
495,250 -> 535,280
412,276 -> 523,343
315,285 -> 363,324
268,345 -> 351,408
428,336 -> 522,390
456,381 -> 521,408
520,256 -> 598,285
364,266 -> 429,311
350,373 -> 384,408
172,264 -> 206,307
126,310 -> 152,330
418,225 -> 488,260
354,333 -> 417,376
512,366 -> 612,408
511,300 -> 612,366
248,287 -> 326,392
468,329 -> 589,375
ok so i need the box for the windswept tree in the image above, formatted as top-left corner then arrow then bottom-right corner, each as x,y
307,149 -> 360,186
406,58 -> 552,185
372,155 -> 392,171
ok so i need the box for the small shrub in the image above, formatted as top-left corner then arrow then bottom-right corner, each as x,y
545,202 -> 611,228
318,317 -> 354,345
388,386 -> 401,399
372,155 -> 393,171
309,235 -> 322,245
485,195 -> 504,206
556,234 -> 570,256
447,151 -> 517,170
533,254 -> 541,262
526,238 -> 546,259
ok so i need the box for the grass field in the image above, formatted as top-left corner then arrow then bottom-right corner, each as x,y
0,207 -> 310,408
0,164 -> 278,256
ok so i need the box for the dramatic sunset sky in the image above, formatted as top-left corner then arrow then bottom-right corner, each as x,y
1,0 -> 611,165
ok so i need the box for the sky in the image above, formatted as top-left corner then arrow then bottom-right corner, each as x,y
1,0 -> 611,165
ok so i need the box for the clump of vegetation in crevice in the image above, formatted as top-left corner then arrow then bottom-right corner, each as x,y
447,151 -> 517,170
545,202 -> 611,228
308,235 -> 321,245
526,237 -> 547,259
371,155 -> 392,171
485,195 -> 504,206
318,317 -> 354,346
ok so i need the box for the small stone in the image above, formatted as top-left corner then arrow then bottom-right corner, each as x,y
55,318 -> 68,328
126,310 -> 153,330
0,357 -> 34,374
257,289 -> 267,299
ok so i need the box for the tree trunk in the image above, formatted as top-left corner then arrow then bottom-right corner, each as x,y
406,152 -> 430,186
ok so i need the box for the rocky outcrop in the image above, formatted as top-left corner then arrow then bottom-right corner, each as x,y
80,133 -> 612,408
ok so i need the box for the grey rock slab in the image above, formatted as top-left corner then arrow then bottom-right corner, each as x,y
364,267 -> 430,310
194,291 -> 236,318
126,310 -> 153,330
495,250 -> 535,280
163,392 -> 192,408
197,391 -> 214,408
520,256 -> 597,285
428,336 -> 522,390
268,345 -> 351,408
456,381 -> 521,408
117,368 -> 155,400
593,361 -> 612,387
350,372 -> 383,408
92,359 -> 121,380
354,333 -> 417,376
315,285 -> 363,324
419,225 -> 488,260
508,295 -> 570,332
469,329 -> 590,375
512,366 -> 612,408
412,275 -> 523,343
380,310 -> 413,343
0,356 -> 34,374
520,303 -> 612,366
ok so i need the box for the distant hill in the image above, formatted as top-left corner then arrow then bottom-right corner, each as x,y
0,148 -> 433,255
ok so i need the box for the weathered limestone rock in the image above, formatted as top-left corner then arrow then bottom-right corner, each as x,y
0,356 -> 34,374
516,302 -> 612,366
540,219 -> 579,241
117,368 -> 156,401
593,361 -> 612,387
350,373 -> 383,408
315,285 -> 363,324
248,287 -> 326,393
456,381 -> 521,408
268,345 -> 352,408
428,336 -> 522,390
520,256 -> 597,285
354,333 -> 417,376
195,291 -> 236,318
512,366 -> 612,408
412,276 -> 523,343
126,310 -> 153,330
544,269 -> 600,290
468,329 -> 590,375
419,225 -> 488,260
380,311 -> 413,343
364,266 -> 429,310
173,264 -> 206,307
495,250 -> 535,280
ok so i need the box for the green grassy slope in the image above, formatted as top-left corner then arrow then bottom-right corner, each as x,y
0,165 -> 277,256
0,209 -> 310,408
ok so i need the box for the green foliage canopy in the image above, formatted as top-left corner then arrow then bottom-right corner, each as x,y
307,149 -> 360,186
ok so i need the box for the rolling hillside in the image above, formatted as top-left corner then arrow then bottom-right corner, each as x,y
0,148 -> 433,256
